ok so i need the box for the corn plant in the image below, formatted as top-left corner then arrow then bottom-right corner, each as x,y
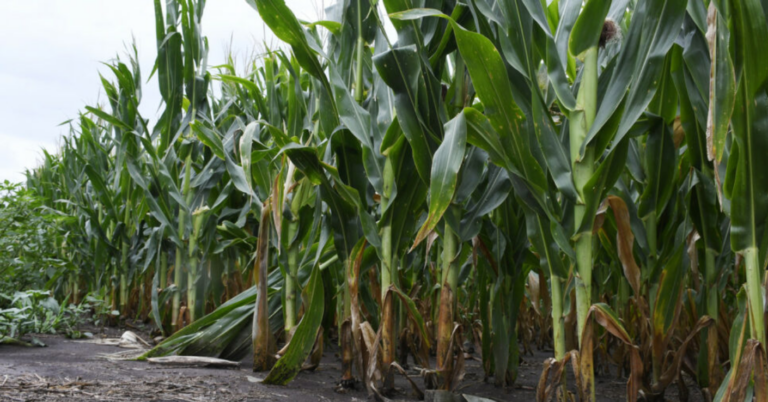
19,0 -> 768,400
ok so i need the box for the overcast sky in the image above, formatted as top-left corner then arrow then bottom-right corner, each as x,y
0,0 -> 324,184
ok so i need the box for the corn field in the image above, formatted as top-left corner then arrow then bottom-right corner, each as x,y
20,0 -> 768,400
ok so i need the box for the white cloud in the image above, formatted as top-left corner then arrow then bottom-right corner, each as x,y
0,0 -> 323,183
0,132 -> 56,184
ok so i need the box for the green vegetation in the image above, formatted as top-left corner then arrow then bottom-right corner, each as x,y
5,0 -> 768,400
0,290 -> 103,343
0,181 -> 62,294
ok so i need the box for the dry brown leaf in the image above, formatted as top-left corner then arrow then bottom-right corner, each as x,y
601,196 -> 642,297
390,361 -> 424,399
654,316 -> 713,393
582,305 -> 642,402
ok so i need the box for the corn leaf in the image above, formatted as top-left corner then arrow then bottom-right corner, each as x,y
582,0 -> 687,157
412,113 -> 467,249
263,263 -> 324,384
568,0 -> 611,58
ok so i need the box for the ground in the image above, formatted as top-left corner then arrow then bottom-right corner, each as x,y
0,326 -> 704,401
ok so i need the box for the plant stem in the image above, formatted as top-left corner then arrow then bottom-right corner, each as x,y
442,225 -> 459,293
283,164 -> 300,342
187,208 -> 205,323
573,230 -> 593,339
120,270 -> 127,312
646,213 -> 658,265
354,0 -> 364,104
703,247 -> 720,389
437,223 -> 459,388
172,153 -> 192,331
744,247 -> 765,344
550,275 -> 566,361
453,52 -> 465,116
253,203 -> 273,371
570,45 -> 598,402
320,254 -> 339,270
646,214 -> 662,384
340,257 -> 353,384
284,238 -> 299,337
160,251 -> 168,290
570,47 -> 598,343
381,159 -> 395,391
705,248 -> 717,319
73,278 -> 79,305
549,272 -> 568,398
120,198 -> 131,315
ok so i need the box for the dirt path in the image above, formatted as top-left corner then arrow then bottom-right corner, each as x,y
0,330 -> 703,401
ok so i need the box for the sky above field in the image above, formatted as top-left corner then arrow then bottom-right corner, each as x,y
0,0 -> 324,184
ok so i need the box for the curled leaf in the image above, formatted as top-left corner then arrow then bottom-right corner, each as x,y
581,304 -> 642,402
597,196 -> 642,297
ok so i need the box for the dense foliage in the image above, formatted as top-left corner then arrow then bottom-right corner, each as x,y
0,290 -> 97,343
0,181 -> 62,295
0,182 -> 110,343
9,0 -> 768,400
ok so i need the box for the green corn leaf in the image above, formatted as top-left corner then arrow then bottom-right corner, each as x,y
705,3 -> 735,164
380,137 -> 428,253
491,281 -> 510,385
544,34 -> 577,111
240,122 -> 258,195
520,0 -> 553,38
581,0 -> 687,158
463,108 -> 516,174
225,148 -> 256,199
388,285 -> 431,349
652,243 -> 685,340
525,209 -> 570,278
85,106 -> 130,131
496,0 -> 536,80
280,143 -> 362,260
459,166 -> 512,242
576,138 -> 629,235
263,263 -> 324,385
373,45 -> 435,184
329,65 -> 385,193
554,0 -> 581,76
84,164 -> 116,218
568,0 -> 612,59
301,20 -> 342,35
637,120 -> 676,219
190,122 -> 226,160
412,113 -> 467,249
729,88 -> 768,253
245,0 -> 338,122
125,159 -> 182,246
729,0 -> 768,254
217,74 -> 261,95
329,66 -> 372,150
532,95 -> 578,200
731,0 -> 768,99
670,44 -> 707,170
689,170 -> 722,251
463,108 -> 556,222
647,53 -> 678,125
139,285 -> 259,359
680,27 -> 710,130
387,10 -> 535,183
153,0 -> 183,154
448,20 -> 547,190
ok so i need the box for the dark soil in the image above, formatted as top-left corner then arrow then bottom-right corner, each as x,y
0,325 -> 705,401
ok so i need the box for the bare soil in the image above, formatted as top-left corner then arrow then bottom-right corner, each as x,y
0,326 -> 704,401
